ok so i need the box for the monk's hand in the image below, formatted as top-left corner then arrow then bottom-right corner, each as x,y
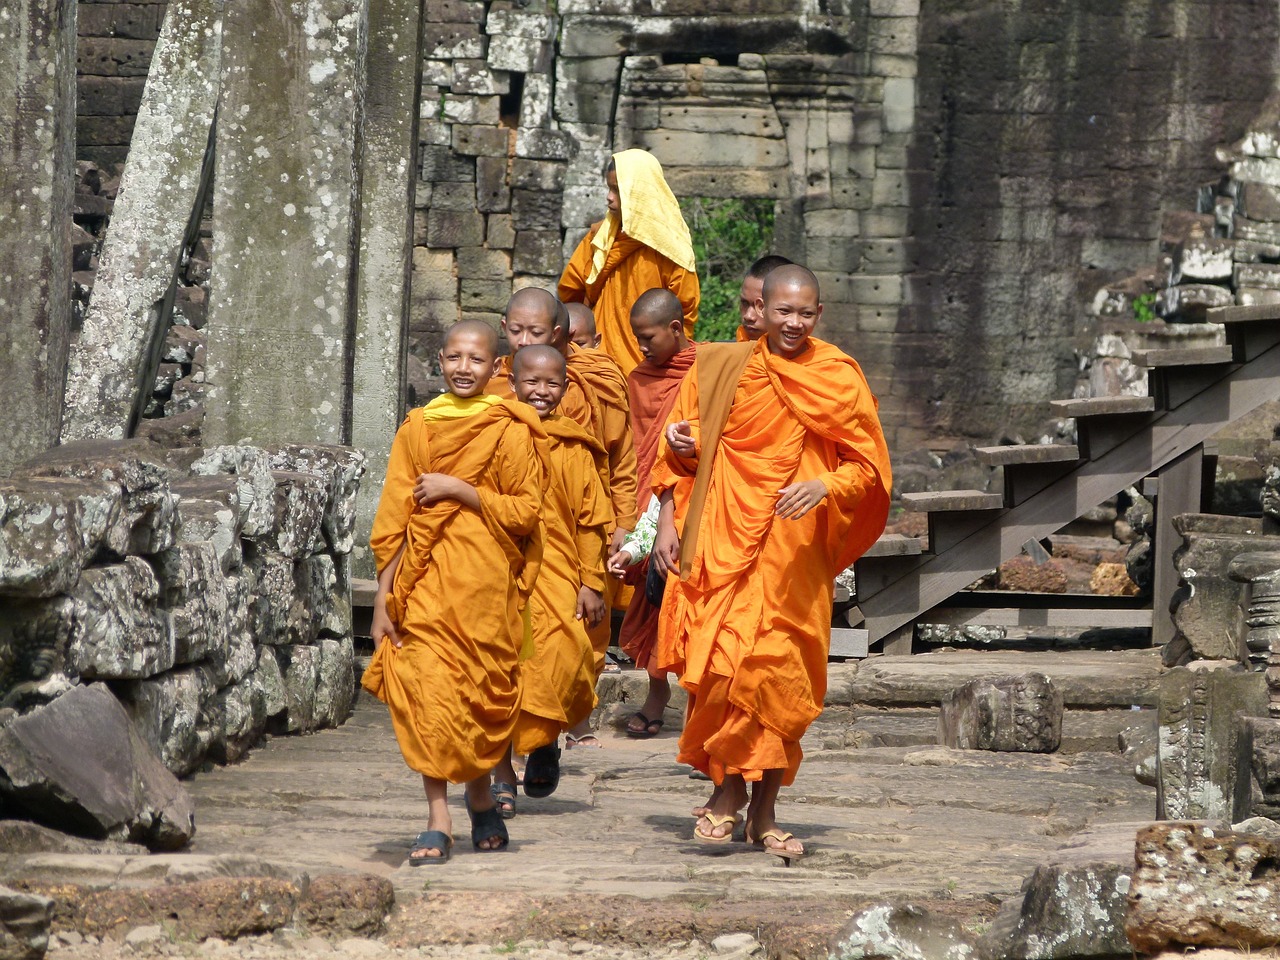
606,548 -> 633,578
653,519 -> 680,577
609,527 -> 630,554
370,606 -> 402,650
414,472 -> 460,505
576,586 -> 606,627
665,420 -> 697,459
776,478 -> 828,519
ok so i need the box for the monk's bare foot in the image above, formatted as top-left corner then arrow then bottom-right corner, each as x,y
691,783 -> 722,819
746,818 -> 805,859
626,679 -> 670,736
565,733 -> 601,749
693,777 -> 745,841
409,815 -> 453,862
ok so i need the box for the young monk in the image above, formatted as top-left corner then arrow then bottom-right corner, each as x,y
559,149 -> 700,376
567,302 -> 602,350
652,265 -> 891,862
362,319 -> 547,865
736,254 -> 792,342
489,345 -> 612,813
492,289 -> 631,747
613,289 -> 697,738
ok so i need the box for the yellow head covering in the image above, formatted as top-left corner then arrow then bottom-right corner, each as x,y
586,149 -> 696,285
421,392 -> 502,422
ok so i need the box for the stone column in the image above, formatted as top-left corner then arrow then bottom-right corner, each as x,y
203,0 -> 368,448
62,0 -> 224,443
1229,551 -> 1280,714
0,0 -> 76,474
348,0 -> 423,577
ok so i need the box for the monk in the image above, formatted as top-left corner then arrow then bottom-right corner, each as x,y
362,319 -> 546,865
652,265 -> 891,862
567,302 -> 602,349
493,289 -> 632,747
613,289 -> 697,738
559,149 -> 700,376
489,345 -> 611,814
736,254 -> 792,342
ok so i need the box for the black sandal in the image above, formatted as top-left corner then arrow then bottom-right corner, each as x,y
523,743 -> 561,798
467,800 -> 509,851
625,712 -> 664,738
408,829 -> 452,865
491,781 -> 517,819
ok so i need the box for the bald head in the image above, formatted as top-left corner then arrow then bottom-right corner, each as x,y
566,302 -> 600,349
760,263 -> 822,359
503,287 -> 568,354
443,318 -> 500,357
746,254 -> 793,281
630,288 -> 688,367
511,343 -> 566,378
762,264 -> 821,302
506,287 -> 560,324
439,319 -> 500,398
510,344 -> 568,419
631,288 -> 682,326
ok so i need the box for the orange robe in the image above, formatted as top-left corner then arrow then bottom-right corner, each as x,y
653,338 -> 891,786
559,226 -> 699,377
512,416 -> 612,754
617,343 -> 698,674
361,400 -> 547,783
490,354 -> 600,431
566,343 -> 638,530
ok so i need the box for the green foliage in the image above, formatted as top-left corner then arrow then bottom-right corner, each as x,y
679,197 -> 777,341
1133,292 -> 1157,324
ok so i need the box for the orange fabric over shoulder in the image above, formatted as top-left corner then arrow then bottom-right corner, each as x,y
361,400 -> 547,784
651,338 -> 891,786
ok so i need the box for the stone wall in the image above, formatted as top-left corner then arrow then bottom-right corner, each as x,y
0,439 -> 365,778
77,0 -> 166,166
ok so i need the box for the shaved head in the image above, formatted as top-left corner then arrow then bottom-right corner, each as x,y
630,288 -> 688,366
630,288 -> 682,327
511,343 -> 566,378
506,286 -> 560,324
566,302 -> 598,348
746,254 -> 792,281
762,264 -> 821,302
503,287 -> 569,354
443,318 -> 500,358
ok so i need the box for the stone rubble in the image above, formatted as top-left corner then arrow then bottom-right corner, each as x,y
938,673 -> 1063,754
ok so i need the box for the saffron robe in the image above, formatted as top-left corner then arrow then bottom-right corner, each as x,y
361,399 -> 547,783
559,227 -> 699,377
617,343 -> 698,673
512,416 -> 612,754
653,338 -> 891,785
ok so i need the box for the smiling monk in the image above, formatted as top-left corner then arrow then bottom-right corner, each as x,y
651,265 -> 891,862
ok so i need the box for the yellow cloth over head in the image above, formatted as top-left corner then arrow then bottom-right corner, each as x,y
587,149 -> 696,286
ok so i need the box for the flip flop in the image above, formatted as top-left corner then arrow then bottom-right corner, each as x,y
523,743 -> 561,798
625,712 -> 664,738
408,829 -> 452,865
693,813 -> 741,844
491,781 -> 517,819
752,828 -> 805,865
466,800 -> 509,852
565,733 -> 601,749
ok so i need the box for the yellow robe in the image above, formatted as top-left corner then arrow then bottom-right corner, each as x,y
361,398 -> 547,783
512,416 -> 612,754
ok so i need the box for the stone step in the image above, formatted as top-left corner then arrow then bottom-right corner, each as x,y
973,444 -> 1080,467
848,705 -> 1153,754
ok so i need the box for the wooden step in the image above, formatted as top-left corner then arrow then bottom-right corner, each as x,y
922,591 -> 1152,629
1205,304 -> 1280,362
901,490 -> 1004,512
974,444 -> 1079,466
1049,396 -> 1155,418
1206,304 -> 1280,324
1132,346 -> 1235,367
863,533 -> 926,557
1049,396 -> 1158,460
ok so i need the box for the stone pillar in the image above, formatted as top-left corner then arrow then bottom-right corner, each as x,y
61,0 -> 224,443
0,0 -> 76,474
203,0 -> 368,448
348,0 -> 423,577
1156,664 -> 1268,823
1229,551 -> 1280,714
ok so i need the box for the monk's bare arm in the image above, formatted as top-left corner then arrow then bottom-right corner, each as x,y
414,473 -> 480,510
652,489 -> 680,576
776,479 -> 829,519
371,542 -> 406,650
656,374 -> 700,476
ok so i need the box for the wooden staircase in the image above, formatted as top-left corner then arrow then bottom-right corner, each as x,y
846,306 -> 1280,655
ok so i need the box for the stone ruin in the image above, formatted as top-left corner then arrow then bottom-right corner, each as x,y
0,437 -> 365,848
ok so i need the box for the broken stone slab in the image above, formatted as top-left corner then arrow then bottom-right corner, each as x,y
117,665 -> 221,777
0,820 -> 144,857
1172,513 -> 1280,661
212,671 -> 267,765
151,541 -> 229,666
1157,664 -> 1267,822
19,441 -> 180,558
829,902 -> 974,960
189,445 -> 276,539
313,637 -> 355,729
263,471 -> 329,559
1233,815 -> 1280,842
298,554 -> 351,639
212,571 -> 256,687
1126,822 -> 1280,952
0,884 -> 52,960
254,647 -> 288,721
264,444 -> 366,556
64,558 -> 173,681
1156,283 -> 1235,321
1120,716 -> 1158,786
243,547 -> 309,647
938,673 -> 1063,753
0,479 -> 120,599
0,684 -> 194,850
1242,716 -> 1280,820
295,873 -> 394,937
271,645 -> 320,734
170,476 -> 244,574
977,822 -> 1144,959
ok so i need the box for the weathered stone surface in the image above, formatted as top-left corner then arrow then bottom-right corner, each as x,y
21,442 -> 179,559
118,665 -> 220,776
939,673 -> 1063,753
66,558 -> 172,681
298,554 -> 351,639
213,671 -> 267,764
0,884 -> 52,960
0,684 -> 194,850
1243,716 -> 1280,820
1158,665 -> 1268,822
254,646 -> 288,720
1090,562 -> 1139,598
1126,822 -> 1280,952
262,471 -> 328,559
170,477 -> 244,574
314,637 -> 355,729
295,873 -> 394,936
830,902 -> 973,959
0,0 -> 75,476
0,480 -> 120,599
152,541 -> 229,665
273,645 -> 320,734
995,556 -> 1068,593
264,445 -> 366,555
204,0 -> 366,450
214,572 -> 256,686
1173,514 -> 1280,660
0,820 -> 143,857
61,0 -> 221,443
978,823 -> 1140,959
189,446 -> 276,538
243,548 -> 308,647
